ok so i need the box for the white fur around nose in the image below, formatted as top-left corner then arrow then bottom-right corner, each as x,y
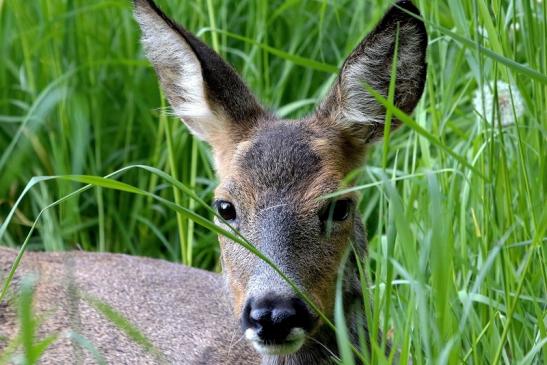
245,328 -> 306,356
134,3 -> 218,140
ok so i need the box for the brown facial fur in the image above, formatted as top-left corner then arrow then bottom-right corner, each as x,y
215,119 -> 360,320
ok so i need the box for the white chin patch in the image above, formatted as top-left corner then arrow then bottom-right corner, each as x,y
245,328 -> 306,356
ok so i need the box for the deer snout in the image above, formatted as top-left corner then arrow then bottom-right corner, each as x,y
242,294 -> 316,355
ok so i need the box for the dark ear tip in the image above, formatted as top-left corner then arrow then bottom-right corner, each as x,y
386,1 -> 425,25
133,0 -> 147,7
383,1 -> 427,39
133,0 -> 178,31
133,0 -> 157,12
394,0 -> 421,15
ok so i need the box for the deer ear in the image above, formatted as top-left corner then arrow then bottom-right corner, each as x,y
317,0 -> 427,142
133,0 -> 265,144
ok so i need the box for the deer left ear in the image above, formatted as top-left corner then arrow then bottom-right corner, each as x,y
133,0 -> 265,144
316,0 -> 427,142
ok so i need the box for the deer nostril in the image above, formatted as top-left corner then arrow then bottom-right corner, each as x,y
250,307 -> 271,325
243,295 -> 314,344
271,306 -> 296,324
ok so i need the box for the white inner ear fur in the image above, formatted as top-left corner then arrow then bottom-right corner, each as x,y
341,22 -> 423,125
135,6 -> 221,140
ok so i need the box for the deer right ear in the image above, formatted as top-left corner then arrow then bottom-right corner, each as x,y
133,0 -> 265,144
316,0 -> 427,143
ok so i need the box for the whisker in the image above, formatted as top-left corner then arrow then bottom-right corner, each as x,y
226,329 -> 246,363
306,335 -> 340,362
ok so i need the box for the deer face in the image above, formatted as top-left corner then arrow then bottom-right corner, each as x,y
134,0 -> 427,356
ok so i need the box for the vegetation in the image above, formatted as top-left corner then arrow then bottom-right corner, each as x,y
0,0 -> 545,363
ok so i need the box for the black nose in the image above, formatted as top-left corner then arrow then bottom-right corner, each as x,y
242,295 -> 315,343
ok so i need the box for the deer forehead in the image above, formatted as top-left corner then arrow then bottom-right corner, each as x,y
215,121 -> 345,210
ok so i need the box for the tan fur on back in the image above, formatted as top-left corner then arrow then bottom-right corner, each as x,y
0,248 -> 259,364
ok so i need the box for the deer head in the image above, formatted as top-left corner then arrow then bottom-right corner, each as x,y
134,0 -> 427,359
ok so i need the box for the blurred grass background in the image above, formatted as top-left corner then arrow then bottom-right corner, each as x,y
0,0 -> 545,363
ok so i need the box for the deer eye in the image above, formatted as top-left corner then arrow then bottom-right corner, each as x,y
215,200 -> 237,221
320,199 -> 352,222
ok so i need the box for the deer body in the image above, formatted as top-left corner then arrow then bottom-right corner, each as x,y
0,247 -> 259,364
1,0 -> 427,363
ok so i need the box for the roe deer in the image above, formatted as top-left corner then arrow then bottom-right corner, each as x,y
0,0 -> 427,363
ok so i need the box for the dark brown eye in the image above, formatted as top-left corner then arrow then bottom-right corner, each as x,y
320,199 -> 352,222
215,200 -> 237,221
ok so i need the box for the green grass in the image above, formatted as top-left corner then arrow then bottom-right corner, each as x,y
0,0 -> 545,364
